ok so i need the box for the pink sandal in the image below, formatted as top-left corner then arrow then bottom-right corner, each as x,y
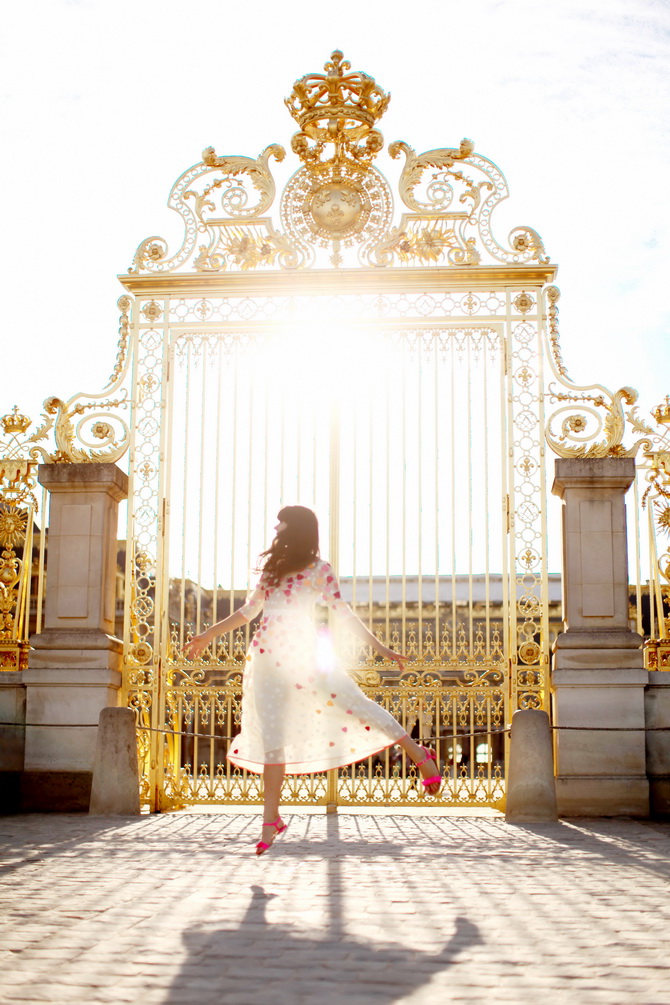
255,817 -> 288,856
416,746 -> 442,796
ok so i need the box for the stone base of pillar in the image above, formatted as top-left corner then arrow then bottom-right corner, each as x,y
555,777 -> 650,817
20,771 -> 93,813
645,671 -> 670,818
552,664 -> 649,817
23,668 -> 122,761
649,780 -> 670,818
0,671 -> 26,814
22,635 -> 122,811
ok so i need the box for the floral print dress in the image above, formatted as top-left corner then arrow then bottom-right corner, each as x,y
228,558 -> 406,774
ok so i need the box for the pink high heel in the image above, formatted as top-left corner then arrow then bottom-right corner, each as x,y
416,746 -> 442,796
255,817 -> 288,856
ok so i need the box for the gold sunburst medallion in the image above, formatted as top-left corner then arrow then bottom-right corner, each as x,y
0,507 -> 28,550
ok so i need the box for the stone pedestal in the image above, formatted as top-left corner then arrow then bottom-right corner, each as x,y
89,707 -> 141,815
552,457 -> 648,817
23,463 -> 128,811
505,709 -> 558,823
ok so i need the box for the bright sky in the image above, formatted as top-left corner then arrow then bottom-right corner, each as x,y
2,0 -> 668,424
2,0 -> 668,451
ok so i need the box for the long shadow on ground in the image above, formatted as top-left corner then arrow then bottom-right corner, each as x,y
167,884 -> 481,1005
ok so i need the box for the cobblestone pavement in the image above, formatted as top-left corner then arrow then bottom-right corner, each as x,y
1,813 -> 670,1005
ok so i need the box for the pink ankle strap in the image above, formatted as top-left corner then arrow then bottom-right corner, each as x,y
416,748 -> 435,768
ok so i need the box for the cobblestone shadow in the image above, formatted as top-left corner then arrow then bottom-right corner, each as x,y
506,819 -> 670,883
167,884 -> 481,1005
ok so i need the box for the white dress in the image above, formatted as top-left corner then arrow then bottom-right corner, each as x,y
227,558 -> 406,774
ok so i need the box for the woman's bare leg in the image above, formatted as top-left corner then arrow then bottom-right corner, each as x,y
397,734 -> 441,794
262,762 -> 286,832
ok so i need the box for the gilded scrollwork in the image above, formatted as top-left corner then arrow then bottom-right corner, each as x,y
194,224 -> 303,272
542,285 -> 646,459
389,139 -> 478,214
471,151 -> 548,265
368,220 -> 481,268
545,385 -> 638,459
387,141 -> 550,269
378,140 -> 548,268
194,144 -> 285,220
22,394 -> 130,465
124,52 -> 554,274
129,146 -> 287,275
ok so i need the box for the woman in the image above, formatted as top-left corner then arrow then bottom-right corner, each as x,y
184,506 -> 441,855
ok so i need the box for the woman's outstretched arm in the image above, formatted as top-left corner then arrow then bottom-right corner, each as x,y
319,561 -> 406,669
184,580 -> 266,660
183,609 -> 250,660
344,615 -> 406,670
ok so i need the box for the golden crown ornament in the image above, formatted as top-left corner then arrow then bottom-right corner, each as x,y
285,50 -> 390,173
653,396 -> 670,425
1,407 -> 31,436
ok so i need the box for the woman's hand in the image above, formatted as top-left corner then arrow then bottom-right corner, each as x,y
183,631 -> 211,661
377,645 -> 406,670
181,610 -> 250,661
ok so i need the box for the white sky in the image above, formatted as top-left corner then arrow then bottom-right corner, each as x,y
2,0 -> 668,446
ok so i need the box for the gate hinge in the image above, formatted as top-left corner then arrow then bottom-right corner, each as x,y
504,494 -> 511,533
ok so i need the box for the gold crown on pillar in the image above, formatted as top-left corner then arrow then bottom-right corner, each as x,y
285,50 -> 390,170
653,396 -> 670,424
1,406 -> 31,435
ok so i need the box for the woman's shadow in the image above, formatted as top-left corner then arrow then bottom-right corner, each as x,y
167,882 -> 482,1004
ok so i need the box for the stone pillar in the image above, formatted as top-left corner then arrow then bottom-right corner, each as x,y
22,463 -> 128,811
552,457 -> 648,816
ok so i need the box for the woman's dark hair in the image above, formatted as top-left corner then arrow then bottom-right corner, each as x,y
259,505 -> 320,585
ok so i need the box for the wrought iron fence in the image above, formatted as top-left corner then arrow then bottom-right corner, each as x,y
131,664 -> 506,811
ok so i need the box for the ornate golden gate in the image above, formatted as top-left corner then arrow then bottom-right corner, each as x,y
119,51 -> 560,811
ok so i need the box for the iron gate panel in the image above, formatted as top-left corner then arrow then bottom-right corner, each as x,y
122,287 -> 551,811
